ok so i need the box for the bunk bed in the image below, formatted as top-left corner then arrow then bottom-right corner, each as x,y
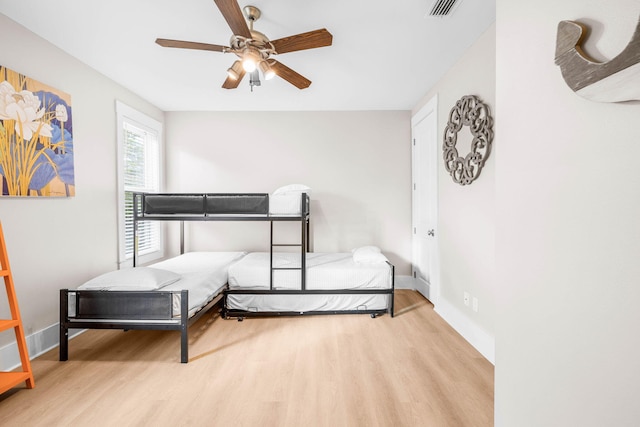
59,190 -> 309,363
59,189 -> 394,363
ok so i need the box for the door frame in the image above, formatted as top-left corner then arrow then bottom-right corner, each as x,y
411,94 -> 440,305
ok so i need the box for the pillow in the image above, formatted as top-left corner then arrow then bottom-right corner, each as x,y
352,246 -> 387,264
272,184 -> 311,196
79,267 -> 181,291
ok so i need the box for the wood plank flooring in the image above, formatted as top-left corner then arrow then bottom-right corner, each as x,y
0,290 -> 493,426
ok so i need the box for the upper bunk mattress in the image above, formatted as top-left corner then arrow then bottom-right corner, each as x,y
268,193 -> 305,215
268,184 -> 310,215
228,252 -> 393,291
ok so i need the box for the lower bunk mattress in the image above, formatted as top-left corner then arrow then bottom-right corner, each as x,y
74,251 -> 246,318
226,252 -> 394,313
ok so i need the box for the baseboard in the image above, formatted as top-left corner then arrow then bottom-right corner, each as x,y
396,275 -> 432,300
0,323 -> 82,372
395,275 -> 417,290
414,280 -> 431,301
434,297 -> 495,364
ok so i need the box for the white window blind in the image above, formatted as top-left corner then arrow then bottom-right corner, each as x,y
116,102 -> 163,266
123,122 -> 160,258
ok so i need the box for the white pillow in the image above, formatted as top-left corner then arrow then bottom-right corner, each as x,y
272,184 -> 311,196
79,267 -> 181,291
352,246 -> 387,263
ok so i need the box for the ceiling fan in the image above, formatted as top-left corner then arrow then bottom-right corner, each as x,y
155,0 -> 333,90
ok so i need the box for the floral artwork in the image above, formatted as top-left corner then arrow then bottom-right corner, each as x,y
0,66 -> 74,197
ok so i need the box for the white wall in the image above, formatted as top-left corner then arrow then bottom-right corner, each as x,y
0,14 -> 163,352
496,1 -> 640,425
413,24 -> 496,352
164,111 -> 413,274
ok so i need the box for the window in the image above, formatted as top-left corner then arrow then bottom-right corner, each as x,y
116,101 -> 163,266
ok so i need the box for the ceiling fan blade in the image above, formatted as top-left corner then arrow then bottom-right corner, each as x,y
222,62 -> 246,89
271,29 -> 333,54
270,61 -> 312,89
213,0 -> 252,39
156,38 -> 228,52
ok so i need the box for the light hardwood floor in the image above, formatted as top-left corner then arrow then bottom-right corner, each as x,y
0,290 -> 493,426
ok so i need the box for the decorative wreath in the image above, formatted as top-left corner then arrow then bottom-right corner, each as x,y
443,95 -> 493,186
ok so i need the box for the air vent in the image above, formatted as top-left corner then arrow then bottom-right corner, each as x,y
428,0 -> 461,16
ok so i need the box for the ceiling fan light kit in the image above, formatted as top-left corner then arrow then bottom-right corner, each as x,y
240,46 -> 261,72
259,61 -> 275,80
226,60 -> 243,80
155,0 -> 333,91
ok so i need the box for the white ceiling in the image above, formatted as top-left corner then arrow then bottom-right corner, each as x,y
0,0 -> 495,111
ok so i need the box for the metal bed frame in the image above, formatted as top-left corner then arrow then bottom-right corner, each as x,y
59,191 -> 394,363
132,192 -> 311,285
59,289 -> 218,363
134,192 -> 394,320
222,267 -> 395,320
59,192 -> 310,363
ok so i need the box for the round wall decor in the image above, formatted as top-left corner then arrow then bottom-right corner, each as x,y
443,95 -> 493,186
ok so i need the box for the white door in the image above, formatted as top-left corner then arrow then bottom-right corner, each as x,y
411,95 -> 439,303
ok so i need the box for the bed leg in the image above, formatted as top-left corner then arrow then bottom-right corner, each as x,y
389,293 -> 395,318
180,289 -> 188,363
180,327 -> 188,363
221,292 -> 228,319
390,293 -> 395,318
390,264 -> 395,318
59,289 -> 69,361
59,324 -> 69,361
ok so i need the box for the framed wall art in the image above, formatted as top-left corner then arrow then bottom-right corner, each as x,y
0,66 -> 74,197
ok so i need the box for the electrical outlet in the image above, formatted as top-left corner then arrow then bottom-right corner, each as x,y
472,297 -> 479,313
463,292 -> 470,306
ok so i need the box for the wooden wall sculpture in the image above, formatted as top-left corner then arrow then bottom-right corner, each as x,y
555,18 -> 640,102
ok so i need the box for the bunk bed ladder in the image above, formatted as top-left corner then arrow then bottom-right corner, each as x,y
269,193 -> 309,290
269,220 -> 307,290
0,222 -> 35,394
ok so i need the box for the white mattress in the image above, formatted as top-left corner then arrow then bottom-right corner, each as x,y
228,252 -> 393,290
268,193 -> 304,215
76,252 -> 246,318
149,252 -> 246,316
226,293 -> 390,313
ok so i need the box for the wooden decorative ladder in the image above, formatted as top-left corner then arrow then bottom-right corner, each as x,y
0,222 -> 34,394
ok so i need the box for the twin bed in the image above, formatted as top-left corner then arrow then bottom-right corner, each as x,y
59,251 -> 244,363
59,190 -> 395,363
225,250 -> 394,317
